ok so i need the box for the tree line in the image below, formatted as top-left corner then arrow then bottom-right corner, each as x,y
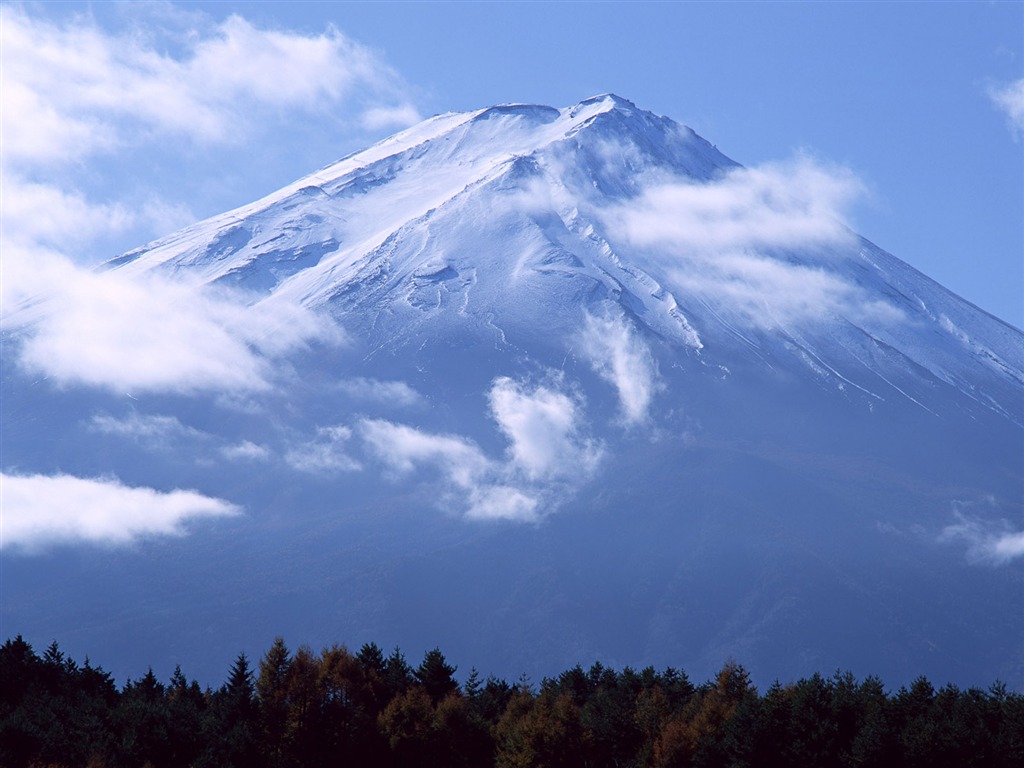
1,634 -> 1021,767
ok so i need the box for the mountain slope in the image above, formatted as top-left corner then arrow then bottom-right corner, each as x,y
3,95 -> 1022,689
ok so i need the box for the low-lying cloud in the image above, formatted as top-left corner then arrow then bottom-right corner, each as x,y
285,425 -> 361,474
579,312 -> 660,424
358,375 -> 602,521
604,158 -> 863,254
941,506 -> 1024,565
489,376 -> 601,478
6,255 -> 336,395
337,377 -> 423,408
1,472 -> 240,552
360,418 -> 494,497
598,157 -> 899,331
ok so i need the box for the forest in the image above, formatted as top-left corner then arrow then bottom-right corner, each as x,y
1,635 -> 1021,768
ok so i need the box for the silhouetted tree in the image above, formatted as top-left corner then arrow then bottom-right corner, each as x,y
416,647 -> 458,704
257,637 -> 292,767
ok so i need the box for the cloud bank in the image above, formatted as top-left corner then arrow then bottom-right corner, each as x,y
1,472 -> 240,552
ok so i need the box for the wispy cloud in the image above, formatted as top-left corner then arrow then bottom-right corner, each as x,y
360,418 -> 491,489
358,375 -> 601,522
361,104 -> 425,131
989,79 -> 1024,137
598,157 -> 897,331
337,377 -> 423,408
578,312 -> 661,425
360,417 -> 536,521
604,157 -> 863,253
221,440 -> 272,462
90,412 -> 202,447
1,472 -> 240,552
360,416 -> 538,522
285,426 -> 361,474
940,504 -> 1024,565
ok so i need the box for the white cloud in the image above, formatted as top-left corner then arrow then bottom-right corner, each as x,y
0,6 -> 420,165
989,79 -> 1024,136
466,485 -> 539,522
285,425 -> 361,474
361,104 -> 424,131
0,175 -> 136,250
359,418 -> 540,521
90,412 -> 201,444
221,440 -> 272,462
1,472 -> 240,552
488,376 -> 601,478
991,531 -> 1024,561
337,377 -> 423,407
5,253 -> 336,395
940,507 -> 1024,565
605,158 -> 863,254
360,419 -> 490,488
579,312 -> 661,424
358,375 -> 603,522
665,250 -> 903,330
598,158 -> 897,331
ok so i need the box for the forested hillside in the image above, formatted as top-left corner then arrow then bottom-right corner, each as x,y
2,636 -> 1021,767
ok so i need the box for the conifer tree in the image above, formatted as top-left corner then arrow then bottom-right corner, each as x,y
416,647 -> 458,704
257,638 -> 292,766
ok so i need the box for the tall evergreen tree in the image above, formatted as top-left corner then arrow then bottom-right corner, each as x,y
257,638 -> 292,767
416,647 -> 458,704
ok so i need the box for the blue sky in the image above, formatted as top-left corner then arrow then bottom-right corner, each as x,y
4,0 -> 1022,326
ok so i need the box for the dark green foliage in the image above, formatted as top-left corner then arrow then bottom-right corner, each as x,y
1,634 -> 1021,768
416,647 -> 459,703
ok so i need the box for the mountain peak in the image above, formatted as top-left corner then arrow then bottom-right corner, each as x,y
573,92 -> 640,112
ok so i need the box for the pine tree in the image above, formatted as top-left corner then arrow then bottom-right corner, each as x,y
257,638 -> 292,767
384,647 -> 413,698
416,647 -> 458,704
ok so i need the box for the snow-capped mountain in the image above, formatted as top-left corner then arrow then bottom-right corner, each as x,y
3,95 -> 1022,689
106,94 -> 1023,425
